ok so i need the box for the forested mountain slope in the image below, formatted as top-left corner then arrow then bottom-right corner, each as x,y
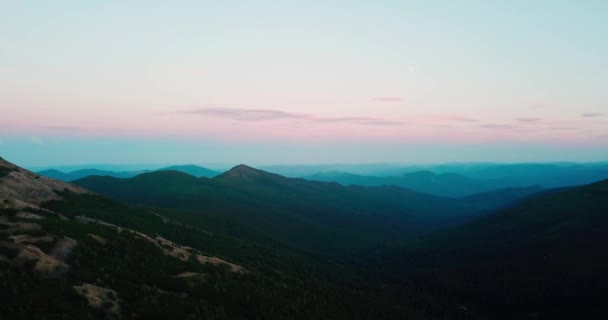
367,178 -> 608,319
2,157 -> 441,319
75,165 -> 516,256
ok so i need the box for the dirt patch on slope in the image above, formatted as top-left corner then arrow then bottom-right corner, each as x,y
73,283 -> 120,316
16,212 -> 45,220
196,255 -> 246,273
11,244 -> 69,278
76,215 -> 247,274
0,221 -> 41,235
8,234 -> 55,245
50,237 -> 77,260
88,233 -> 107,244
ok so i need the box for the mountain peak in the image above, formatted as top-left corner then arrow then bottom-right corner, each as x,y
219,164 -> 263,179
158,164 -> 219,178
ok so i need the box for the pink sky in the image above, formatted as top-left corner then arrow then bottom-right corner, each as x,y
1,1 -> 607,165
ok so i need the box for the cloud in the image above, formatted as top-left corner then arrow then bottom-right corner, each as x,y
431,115 -> 478,123
30,136 -> 43,145
39,125 -> 84,131
313,117 -> 403,126
373,97 -> 403,103
183,108 -> 403,126
517,117 -> 541,123
185,108 -> 308,121
479,124 -> 515,129
427,124 -> 454,128
545,126 -> 579,131
582,113 -> 604,118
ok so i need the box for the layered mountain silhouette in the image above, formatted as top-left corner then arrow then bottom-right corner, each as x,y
3,157 -> 414,319
3,155 -> 608,319
158,164 -> 220,178
304,170 -> 506,197
419,162 -> 608,189
74,164 -> 541,256
38,164 -> 220,181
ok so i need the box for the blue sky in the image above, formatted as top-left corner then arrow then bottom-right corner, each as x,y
1,1 -> 607,167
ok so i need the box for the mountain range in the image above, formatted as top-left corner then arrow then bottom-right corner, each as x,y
39,162 -> 608,198
2,155 -> 607,319
75,164 -> 537,256
38,164 -> 220,181
302,163 -> 608,197
304,170 -> 506,197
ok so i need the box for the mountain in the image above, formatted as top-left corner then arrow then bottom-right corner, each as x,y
369,178 -> 608,319
303,163 -> 608,196
39,162 -> 608,193
38,165 -> 219,181
258,163 -> 412,177
157,165 -> 220,178
304,170 -> 515,197
37,169 -> 75,181
460,185 -> 544,211
37,168 -> 146,181
3,157 -> 440,319
5,155 -> 607,319
30,163 -> 170,172
425,162 -> 608,188
74,165 -> 504,257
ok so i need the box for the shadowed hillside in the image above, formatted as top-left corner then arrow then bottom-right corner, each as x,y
2,157 -> 446,320
6,156 -> 608,319
365,178 -> 608,319
74,164 -> 532,257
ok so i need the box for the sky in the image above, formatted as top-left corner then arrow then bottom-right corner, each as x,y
1,1 -> 607,167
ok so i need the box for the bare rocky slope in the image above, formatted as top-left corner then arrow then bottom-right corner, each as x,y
0,157 -> 87,209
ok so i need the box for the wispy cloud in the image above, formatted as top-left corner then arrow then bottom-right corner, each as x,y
545,126 -> 579,131
517,117 -> 541,123
183,108 -> 403,126
373,97 -> 403,103
430,115 -> 478,123
39,125 -> 84,131
184,108 -> 308,121
312,116 -> 402,126
479,124 -> 515,129
582,113 -> 604,118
